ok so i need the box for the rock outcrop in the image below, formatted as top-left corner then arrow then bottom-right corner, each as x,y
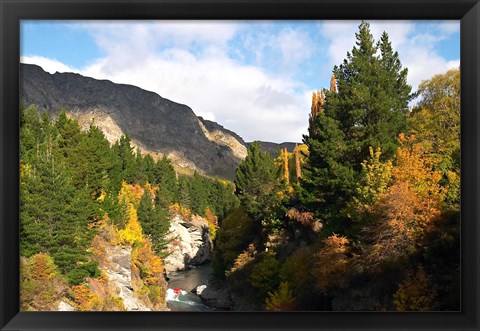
102,246 -> 151,311
164,214 -> 212,273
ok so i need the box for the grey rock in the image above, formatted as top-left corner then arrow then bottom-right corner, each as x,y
198,280 -> 232,310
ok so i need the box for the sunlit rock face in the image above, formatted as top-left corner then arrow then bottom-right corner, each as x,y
164,214 -> 211,273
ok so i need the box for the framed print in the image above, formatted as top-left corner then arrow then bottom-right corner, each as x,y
1,0 -> 479,330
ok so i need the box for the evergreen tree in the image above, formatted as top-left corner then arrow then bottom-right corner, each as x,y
235,142 -> 277,219
137,190 -> 170,255
176,175 -> 191,208
55,110 -> 83,160
20,151 -> 95,278
113,134 -> 136,183
143,154 -> 156,184
301,22 -> 411,231
153,156 -> 177,206
69,123 -> 113,198
190,172 -> 209,215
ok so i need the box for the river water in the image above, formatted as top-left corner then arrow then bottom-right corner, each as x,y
166,263 -> 216,311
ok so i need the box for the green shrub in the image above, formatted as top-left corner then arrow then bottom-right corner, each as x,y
214,207 -> 257,276
66,261 -> 100,285
249,252 -> 280,297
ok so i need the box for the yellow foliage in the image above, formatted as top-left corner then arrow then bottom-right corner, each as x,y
205,207 -> 219,240
118,203 -> 143,245
132,238 -> 165,286
118,181 -> 145,206
394,266 -> 438,311
394,134 -> 445,201
96,190 -> 106,202
357,147 -> 393,207
265,281 -> 296,311
363,136 -> 446,269
20,162 -> 32,180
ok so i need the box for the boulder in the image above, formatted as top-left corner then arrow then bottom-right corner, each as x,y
198,279 -> 232,310
195,285 -> 207,296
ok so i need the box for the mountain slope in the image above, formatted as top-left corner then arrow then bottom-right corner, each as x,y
20,64 -> 245,180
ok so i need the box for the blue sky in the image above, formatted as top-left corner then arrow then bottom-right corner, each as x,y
21,20 -> 460,143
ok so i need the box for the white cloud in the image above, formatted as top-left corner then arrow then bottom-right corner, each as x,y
22,22 -> 311,143
22,21 -> 459,143
20,55 -> 78,74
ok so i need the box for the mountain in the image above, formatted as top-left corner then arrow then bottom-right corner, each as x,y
20,63 -> 300,179
248,141 -> 298,157
20,63 -> 247,180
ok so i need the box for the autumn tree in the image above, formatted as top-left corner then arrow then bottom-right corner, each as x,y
20,253 -> 67,311
409,68 -> 460,208
362,135 -> 445,270
393,266 -> 438,311
313,234 -> 352,292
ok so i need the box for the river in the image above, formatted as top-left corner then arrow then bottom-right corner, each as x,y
166,263 -> 216,311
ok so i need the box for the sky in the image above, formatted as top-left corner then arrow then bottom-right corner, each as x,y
20,20 -> 460,143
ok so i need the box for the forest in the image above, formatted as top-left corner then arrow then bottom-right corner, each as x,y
20,22 -> 460,311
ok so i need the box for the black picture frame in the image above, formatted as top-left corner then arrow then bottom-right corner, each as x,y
1,0 -> 479,330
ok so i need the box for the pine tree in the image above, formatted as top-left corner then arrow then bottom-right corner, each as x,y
301,22 -> 411,231
20,150 -> 95,277
153,156 -> 177,206
113,134 -> 136,183
69,123 -> 113,198
190,172 -> 209,216
137,190 -> 171,255
235,142 -> 278,219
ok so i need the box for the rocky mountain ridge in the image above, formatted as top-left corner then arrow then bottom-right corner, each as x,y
20,63 -> 299,179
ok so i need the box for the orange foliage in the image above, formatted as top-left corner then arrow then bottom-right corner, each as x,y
27,252 -> 58,281
314,234 -> 351,292
230,248 -> 255,273
364,135 -> 446,269
286,208 -> 321,231
118,181 -> 154,206
70,285 -> 103,311
20,253 -> 67,311
132,238 -> 165,286
393,266 -> 438,311
169,202 -> 191,220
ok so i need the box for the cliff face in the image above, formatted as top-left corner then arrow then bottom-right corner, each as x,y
164,214 -> 212,273
20,64 -> 245,180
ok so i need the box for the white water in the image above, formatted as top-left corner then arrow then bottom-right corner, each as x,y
166,263 -> 215,311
